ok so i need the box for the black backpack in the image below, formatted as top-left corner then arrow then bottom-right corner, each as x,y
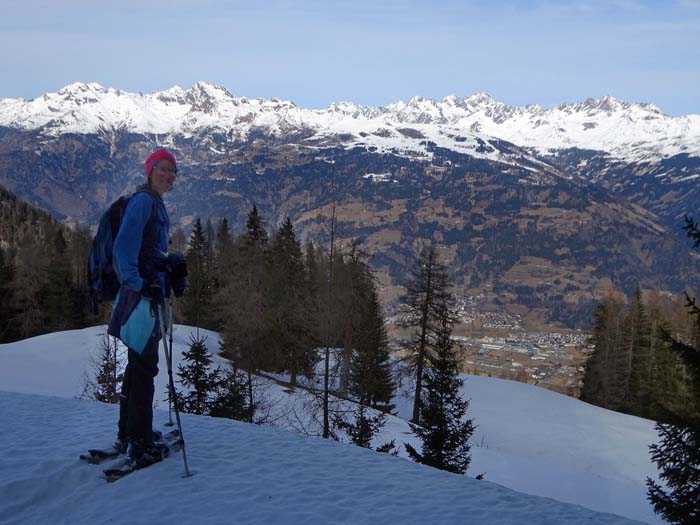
87,190 -> 157,313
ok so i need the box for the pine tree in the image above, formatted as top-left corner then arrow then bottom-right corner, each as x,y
334,257 -> 397,452
335,243 -> 370,396
404,299 -> 475,474
83,334 -> 123,404
218,206 -> 269,422
647,422 -> 700,524
206,218 -> 215,287
645,215 -> 700,523
171,226 -> 187,254
42,229 -> 74,332
582,291 -> 697,423
210,365 -> 254,422
304,240 -> 323,351
335,401 -> 395,453
349,278 -> 395,411
619,290 -> 652,415
581,293 -> 625,410
176,332 -> 221,415
183,218 -> 214,328
11,229 -> 48,339
267,218 -> 316,385
0,186 -> 96,342
243,205 -> 268,246
214,217 -> 234,289
400,246 -> 452,423
0,246 -> 17,342
318,188 -> 339,440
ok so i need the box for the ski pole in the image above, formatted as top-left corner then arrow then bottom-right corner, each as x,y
166,299 -> 175,426
158,297 -> 193,478
165,315 -> 174,427
166,391 -> 174,427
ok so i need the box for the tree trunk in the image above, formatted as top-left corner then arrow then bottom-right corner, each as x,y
411,252 -> 433,424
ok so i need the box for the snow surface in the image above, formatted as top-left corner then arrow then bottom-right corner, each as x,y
0,325 -> 663,524
1,82 -> 698,164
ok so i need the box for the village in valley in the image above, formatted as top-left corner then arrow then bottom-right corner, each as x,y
388,292 -> 592,398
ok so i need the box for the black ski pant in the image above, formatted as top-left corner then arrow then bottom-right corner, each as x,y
118,329 -> 160,445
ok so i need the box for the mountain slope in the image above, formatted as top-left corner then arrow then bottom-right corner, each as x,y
2,132 -> 696,329
0,326 -> 662,523
2,83 -> 699,328
0,390 -> 646,525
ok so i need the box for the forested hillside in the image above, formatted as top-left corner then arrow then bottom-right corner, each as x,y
581,290 -> 700,424
0,184 -> 95,342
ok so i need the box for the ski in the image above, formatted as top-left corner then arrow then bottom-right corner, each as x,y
80,429 -> 178,465
103,437 -> 183,482
79,447 -> 121,465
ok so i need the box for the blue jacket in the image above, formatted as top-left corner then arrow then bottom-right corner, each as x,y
113,186 -> 170,293
108,185 -> 170,353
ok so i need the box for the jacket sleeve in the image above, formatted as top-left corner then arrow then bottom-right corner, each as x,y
113,193 -> 153,292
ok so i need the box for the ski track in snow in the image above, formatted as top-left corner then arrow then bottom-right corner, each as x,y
0,325 -> 661,524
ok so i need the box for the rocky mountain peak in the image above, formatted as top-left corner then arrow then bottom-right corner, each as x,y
183,81 -> 234,113
0,83 -> 698,163
56,82 -> 108,97
463,92 -> 497,107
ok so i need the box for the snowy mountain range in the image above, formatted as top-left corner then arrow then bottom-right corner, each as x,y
2,82 -> 700,329
0,325 -> 661,524
1,81 -> 698,163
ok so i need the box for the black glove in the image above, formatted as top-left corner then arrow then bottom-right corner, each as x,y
140,280 -> 164,304
168,252 -> 188,298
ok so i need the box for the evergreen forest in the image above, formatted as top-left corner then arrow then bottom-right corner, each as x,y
580,290 -> 700,424
0,185 -> 95,342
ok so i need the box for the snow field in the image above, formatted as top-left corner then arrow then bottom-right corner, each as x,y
0,325 -> 662,524
0,391 -> 646,525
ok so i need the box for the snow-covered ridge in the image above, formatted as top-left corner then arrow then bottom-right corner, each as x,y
0,325 -> 663,524
1,81 -> 699,163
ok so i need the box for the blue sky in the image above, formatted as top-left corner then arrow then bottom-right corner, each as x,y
1,0 -> 699,115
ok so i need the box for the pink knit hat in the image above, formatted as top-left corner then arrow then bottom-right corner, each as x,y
145,148 -> 177,176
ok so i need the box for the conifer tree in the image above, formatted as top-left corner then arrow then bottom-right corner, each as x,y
304,240 -> 323,349
581,294 -> 625,409
215,217 -> 234,288
618,290 -> 652,414
244,205 -> 268,246
0,187 -> 94,342
581,290 -> 695,422
183,218 -> 213,328
171,226 -> 187,254
42,229 -> 74,332
334,258 -> 397,452
83,335 -> 123,404
335,243 -> 369,396
335,401 -> 396,453
647,421 -> 700,524
0,246 -> 16,341
350,278 -> 395,411
206,218 -> 215,282
176,332 -> 221,415
645,215 -> 700,523
219,206 -> 269,422
400,246 -> 452,423
268,218 -> 315,385
404,300 -> 475,474
11,231 -> 47,338
210,365 -> 254,422
319,189 -> 339,439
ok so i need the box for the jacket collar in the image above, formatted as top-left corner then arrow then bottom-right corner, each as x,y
136,183 -> 163,202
